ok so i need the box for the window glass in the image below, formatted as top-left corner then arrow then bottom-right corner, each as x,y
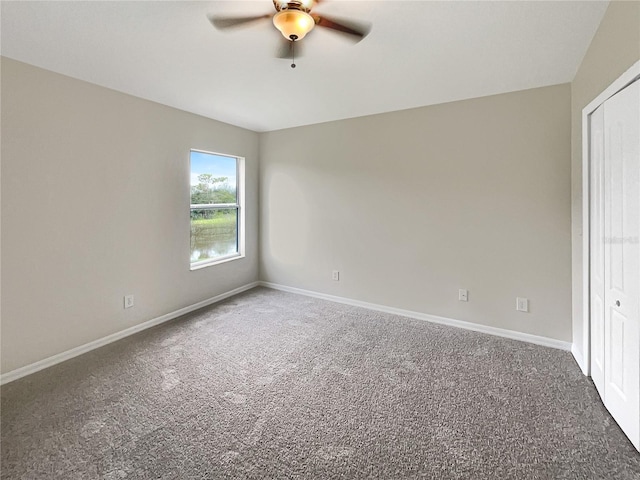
190,150 -> 240,268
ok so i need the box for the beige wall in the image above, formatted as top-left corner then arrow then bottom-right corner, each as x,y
571,1 -> 640,361
1,58 -> 259,373
260,84 -> 572,341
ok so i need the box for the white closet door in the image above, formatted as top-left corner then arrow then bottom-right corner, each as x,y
590,104 -> 606,398
603,79 -> 640,450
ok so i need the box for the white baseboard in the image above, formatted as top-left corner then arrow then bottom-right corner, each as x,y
0,281 -> 260,385
259,281 -> 572,352
571,343 -> 589,375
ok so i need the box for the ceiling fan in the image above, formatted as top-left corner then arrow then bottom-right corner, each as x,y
210,1 -> 371,68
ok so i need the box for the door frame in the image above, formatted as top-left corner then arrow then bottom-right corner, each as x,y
579,59 -> 640,376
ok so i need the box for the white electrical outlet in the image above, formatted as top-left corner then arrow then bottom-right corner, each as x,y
459,289 -> 468,302
516,297 -> 528,312
332,270 -> 340,281
124,295 -> 135,309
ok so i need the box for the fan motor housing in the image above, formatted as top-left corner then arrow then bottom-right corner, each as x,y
273,1 -> 313,13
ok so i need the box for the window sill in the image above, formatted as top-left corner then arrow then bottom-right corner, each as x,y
190,253 -> 244,271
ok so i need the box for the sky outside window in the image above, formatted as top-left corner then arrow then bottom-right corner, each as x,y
190,151 -> 236,190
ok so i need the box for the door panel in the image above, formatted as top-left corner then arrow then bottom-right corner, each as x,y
609,309 -> 625,394
603,79 -> 639,450
608,123 -> 625,292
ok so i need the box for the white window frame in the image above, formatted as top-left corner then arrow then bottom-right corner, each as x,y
189,149 -> 245,270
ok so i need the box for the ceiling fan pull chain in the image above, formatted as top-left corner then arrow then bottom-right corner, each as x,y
291,38 -> 296,68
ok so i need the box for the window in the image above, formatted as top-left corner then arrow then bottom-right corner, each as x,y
190,149 -> 243,269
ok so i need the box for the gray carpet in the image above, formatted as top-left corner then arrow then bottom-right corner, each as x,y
1,287 -> 639,479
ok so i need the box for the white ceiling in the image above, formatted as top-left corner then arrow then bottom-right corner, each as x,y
1,1 -> 608,132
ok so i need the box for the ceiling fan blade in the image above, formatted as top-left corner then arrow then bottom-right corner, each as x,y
312,14 -> 371,41
276,37 -> 305,59
209,14 -> 271,30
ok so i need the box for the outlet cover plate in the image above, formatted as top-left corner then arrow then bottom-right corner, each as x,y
124,295 -> 134,309
516,297 -> 528,312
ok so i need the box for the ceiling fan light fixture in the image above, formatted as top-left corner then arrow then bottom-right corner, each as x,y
273,10 -> 315,40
